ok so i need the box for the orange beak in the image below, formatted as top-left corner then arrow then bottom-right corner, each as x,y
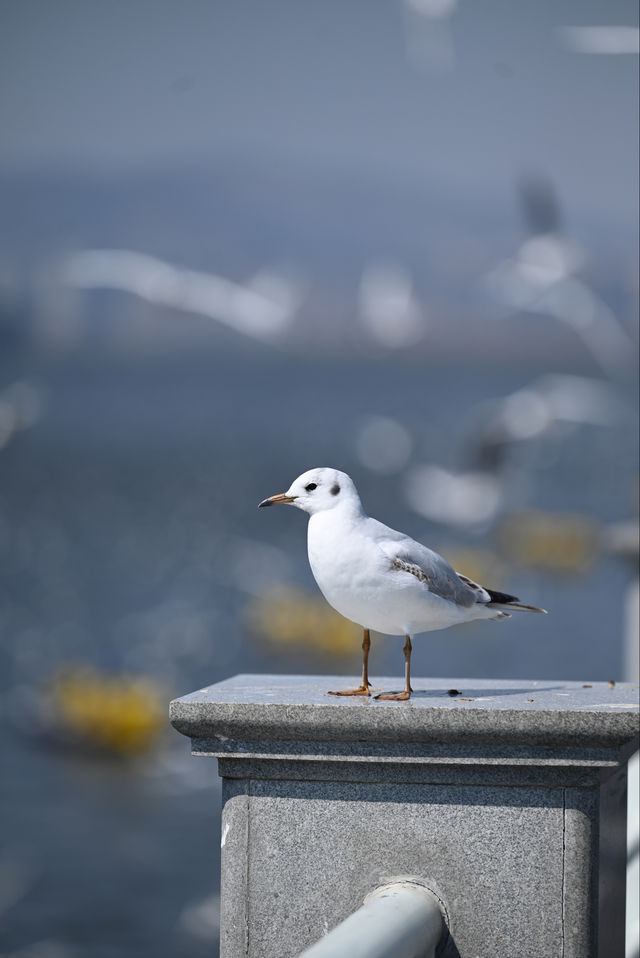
258,492 -> 296,508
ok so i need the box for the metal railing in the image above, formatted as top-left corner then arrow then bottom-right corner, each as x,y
298,880 -> 444,958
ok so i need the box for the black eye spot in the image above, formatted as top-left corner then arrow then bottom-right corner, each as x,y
330,483 -> 340,496
305,482 -> 317,492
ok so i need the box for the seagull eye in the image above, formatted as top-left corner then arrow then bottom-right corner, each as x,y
305,482 -> 317,492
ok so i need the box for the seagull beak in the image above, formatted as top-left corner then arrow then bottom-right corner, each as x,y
258,493 -> 297,508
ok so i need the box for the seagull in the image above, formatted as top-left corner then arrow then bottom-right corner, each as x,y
259,468 -> 546,701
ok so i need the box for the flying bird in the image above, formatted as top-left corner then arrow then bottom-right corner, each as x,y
259,468 -> 546,701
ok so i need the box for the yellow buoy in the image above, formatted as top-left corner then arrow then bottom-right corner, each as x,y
497,511 -> 601,574
246,586 -> 360,658
51,666 -> 165,755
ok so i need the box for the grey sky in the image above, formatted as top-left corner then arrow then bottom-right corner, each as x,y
1,0 -> 638,227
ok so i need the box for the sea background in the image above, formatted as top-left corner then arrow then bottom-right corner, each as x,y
0,348 -> 637,958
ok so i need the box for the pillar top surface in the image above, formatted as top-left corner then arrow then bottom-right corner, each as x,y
170,674 -> 639,752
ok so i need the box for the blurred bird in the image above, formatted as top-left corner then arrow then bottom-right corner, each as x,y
260,468 -> 545,700
485,173 -> 635,374
405,374 -> 623,529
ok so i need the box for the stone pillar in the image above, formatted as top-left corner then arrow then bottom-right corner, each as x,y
170,675 -> 639,958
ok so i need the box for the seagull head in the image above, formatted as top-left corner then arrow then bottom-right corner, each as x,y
259,467 -> 359,516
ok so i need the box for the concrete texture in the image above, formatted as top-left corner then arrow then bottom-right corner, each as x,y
170,675 -> 640,958
171,674 -> 639,750
245,780 -> 565,958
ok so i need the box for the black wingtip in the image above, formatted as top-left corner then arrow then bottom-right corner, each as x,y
486,588 -> 520,605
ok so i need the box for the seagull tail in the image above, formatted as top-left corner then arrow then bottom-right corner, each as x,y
486,589 -> 547,614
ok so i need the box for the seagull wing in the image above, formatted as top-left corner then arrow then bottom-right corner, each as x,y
366,518 -> 479,608
457,572 -> 546,614
364,518 -> 546,614
455,572 -> 493,605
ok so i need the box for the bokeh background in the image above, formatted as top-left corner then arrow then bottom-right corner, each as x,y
1,2 -> 638,956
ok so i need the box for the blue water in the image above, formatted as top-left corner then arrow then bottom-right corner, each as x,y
0,347 -> 637,956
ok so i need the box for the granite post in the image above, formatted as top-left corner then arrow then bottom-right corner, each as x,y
170,675 -> 639,958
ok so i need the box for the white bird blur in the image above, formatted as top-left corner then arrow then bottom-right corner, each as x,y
260,468 -> 546,701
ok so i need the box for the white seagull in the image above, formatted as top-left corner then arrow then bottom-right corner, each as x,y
259,468 -> 546,701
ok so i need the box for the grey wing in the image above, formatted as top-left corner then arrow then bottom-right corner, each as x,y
456,572 -> 492,605
369,520 -> 481,608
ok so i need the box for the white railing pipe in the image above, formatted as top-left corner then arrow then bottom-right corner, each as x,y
298,880 -> 444,958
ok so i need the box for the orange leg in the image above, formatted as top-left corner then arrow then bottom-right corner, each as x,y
375,635 -> 413,701
328,629 -> 374,696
